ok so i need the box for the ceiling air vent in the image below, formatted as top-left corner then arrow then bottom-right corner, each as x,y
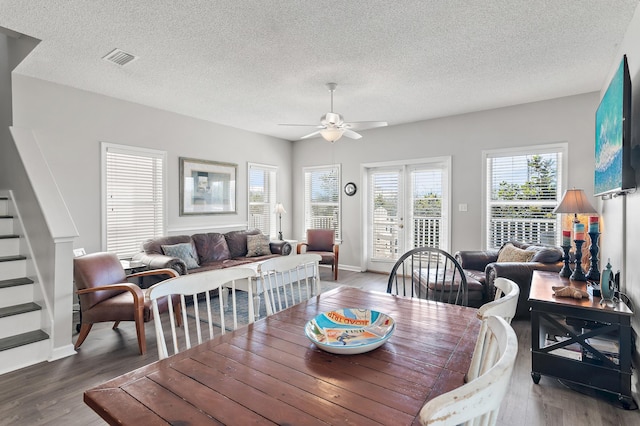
102,48 -> 137,66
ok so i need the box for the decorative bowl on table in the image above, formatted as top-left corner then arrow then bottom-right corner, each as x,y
304,308 -> 395,355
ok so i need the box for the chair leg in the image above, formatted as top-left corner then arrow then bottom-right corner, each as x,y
74,323 -> 93,350
112,321 -> 121,330
134,314 -> 146,355
333,263 -> 338,280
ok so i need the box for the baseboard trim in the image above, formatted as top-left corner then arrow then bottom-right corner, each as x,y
49,344 -> 76,361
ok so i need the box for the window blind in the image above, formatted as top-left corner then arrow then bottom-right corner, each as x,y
486,149 -> 562,249
104,144 -> 165,258
248,163 -> 278,237
370,171 -> 400,259
303,165 -> 341,241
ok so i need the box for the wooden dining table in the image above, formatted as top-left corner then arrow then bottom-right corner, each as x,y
84,286 -> 481,425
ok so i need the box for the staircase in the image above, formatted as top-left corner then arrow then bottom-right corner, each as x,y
0,195 -> 50,374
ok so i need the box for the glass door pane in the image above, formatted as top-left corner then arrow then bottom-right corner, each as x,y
368,168 -> 404,270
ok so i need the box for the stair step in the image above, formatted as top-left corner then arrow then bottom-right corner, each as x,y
0,277 -> 34,289
0,330 -> 49,352
0,255 -> 26,281
0,302 -> 41,319
0,255 -> 26,262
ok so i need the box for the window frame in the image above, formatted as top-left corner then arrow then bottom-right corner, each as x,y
482,143 -> 568,250
101,142 -> 167,259
247,162 -> 278,238
302,164 -> 341,242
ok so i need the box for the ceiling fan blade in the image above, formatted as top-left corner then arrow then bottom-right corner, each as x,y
300,130 -> 322,139
344,121 -> 388,130
279,123 -> 323,127
343,129 -> 362,139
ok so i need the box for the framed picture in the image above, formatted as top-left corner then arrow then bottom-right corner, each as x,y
179,157 -> 237,215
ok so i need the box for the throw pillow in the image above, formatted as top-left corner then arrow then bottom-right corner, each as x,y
161,242 -> 200,269
246,234 -> 272,257
526,245 -> 563,263
497,243 -> 535,263
192,233 -> 231,263
225,229 -> 261,258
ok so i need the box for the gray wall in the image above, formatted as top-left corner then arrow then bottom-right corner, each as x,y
292,93 -> 597,269
12,73 -> 598,270
0,31 -> 38,186
11,75 -> 294,254
601,2 -> 640,365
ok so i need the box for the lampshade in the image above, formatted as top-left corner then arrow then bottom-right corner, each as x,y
320,128 -> 344,143
553,189 -> 597,215
273,203 -> 286,214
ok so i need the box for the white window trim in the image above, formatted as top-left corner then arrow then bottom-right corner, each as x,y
481,142 -> 568,249
247,162 -> 278,238
101,142 -> 167,257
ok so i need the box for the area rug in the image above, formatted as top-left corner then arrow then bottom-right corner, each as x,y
189,280 -> 342,332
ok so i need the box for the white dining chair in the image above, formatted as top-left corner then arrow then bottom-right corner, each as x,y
147,267 -> 255,359
258,253 -> 322,315
466,277 -> 519,382
477,277 -> 520,324
419,315 -> 518,426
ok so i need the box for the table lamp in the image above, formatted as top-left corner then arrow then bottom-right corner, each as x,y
552,189 -> 597,281
274,203 -> 286,240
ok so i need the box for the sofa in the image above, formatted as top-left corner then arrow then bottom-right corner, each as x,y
132,228 -> 291,278
455,241 -> 564,318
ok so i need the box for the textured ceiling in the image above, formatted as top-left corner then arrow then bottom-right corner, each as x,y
1,1 -> 638,141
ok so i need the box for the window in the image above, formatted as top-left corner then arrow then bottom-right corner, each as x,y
484,144 -> 566,249
248,163 -> 278,237
303,164 -> 341,241
102,143 -> 166,258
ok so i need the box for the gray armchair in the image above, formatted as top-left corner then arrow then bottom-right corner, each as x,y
455,241 -> 563,319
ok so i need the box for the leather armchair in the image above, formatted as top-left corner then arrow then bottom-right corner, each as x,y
74,252 -> 180,354
455,241 -> 563,319
297,229 -> 339,280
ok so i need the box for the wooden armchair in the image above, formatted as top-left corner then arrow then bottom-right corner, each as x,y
73,252 -> 180,354
297,229 -> 339,280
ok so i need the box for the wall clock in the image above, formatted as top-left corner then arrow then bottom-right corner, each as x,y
344,182 -> 357,196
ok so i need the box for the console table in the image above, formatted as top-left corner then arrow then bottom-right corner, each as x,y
529,270 -> 635,409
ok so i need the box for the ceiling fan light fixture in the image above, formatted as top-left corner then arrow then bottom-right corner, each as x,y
322,112 -> 343,126
320,127 -> 344,143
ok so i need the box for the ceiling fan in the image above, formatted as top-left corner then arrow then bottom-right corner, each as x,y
280,83 -> 388,142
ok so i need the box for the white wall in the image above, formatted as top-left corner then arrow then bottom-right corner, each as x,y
293,93 -> 598,269
11,75 -> 294,254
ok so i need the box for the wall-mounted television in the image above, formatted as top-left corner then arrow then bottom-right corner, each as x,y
594,54 -> 635,197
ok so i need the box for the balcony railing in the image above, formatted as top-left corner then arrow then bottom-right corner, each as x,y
489,218 -> 557,248
372,216 -> 441,259
311,216 -> 334,229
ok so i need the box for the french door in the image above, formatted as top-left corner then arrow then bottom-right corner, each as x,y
365,158 -> 450,273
